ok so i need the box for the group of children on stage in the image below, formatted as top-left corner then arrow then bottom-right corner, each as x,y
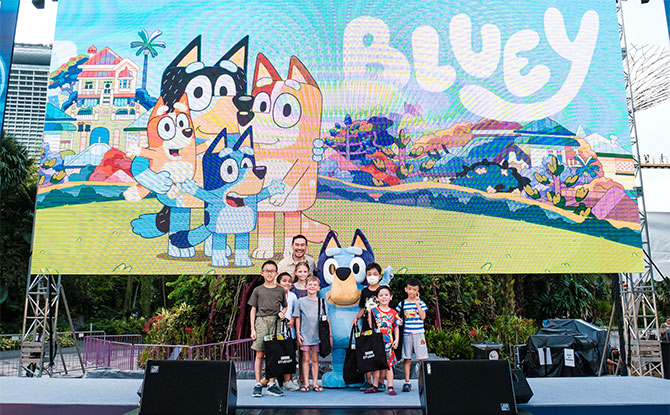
248,258 -> 428,397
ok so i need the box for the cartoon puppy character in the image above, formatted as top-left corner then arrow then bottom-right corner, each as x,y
246,54 -> 330,259
170,127 -> 284,267
125,93 -> 205,203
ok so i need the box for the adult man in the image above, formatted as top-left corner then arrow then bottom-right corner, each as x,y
277,235 -> 315,276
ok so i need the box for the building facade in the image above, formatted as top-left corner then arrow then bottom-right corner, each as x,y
3,43 -> 51,159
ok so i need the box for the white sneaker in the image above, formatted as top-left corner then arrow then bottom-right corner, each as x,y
283,380 -> 300,391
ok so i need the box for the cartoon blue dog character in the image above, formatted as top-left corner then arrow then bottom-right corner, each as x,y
317,229 -> 392,388
170,127 -> 284,267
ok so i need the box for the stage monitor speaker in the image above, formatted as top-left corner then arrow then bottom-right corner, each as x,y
139,360 -> 237,415
511,368 -> 533,404
418,360 -> 517,415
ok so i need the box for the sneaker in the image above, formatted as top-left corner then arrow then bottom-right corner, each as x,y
378,383 -> 386,392
363,385 -> 379,394
267,382 -> 285,397
359,381 -> 372,391
388,386 -> 397,396
252,383 -> 262,397
402,383 -> 411,392
283,380 -> 300,391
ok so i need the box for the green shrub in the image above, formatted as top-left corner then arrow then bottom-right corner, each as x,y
491,313 -> 537,359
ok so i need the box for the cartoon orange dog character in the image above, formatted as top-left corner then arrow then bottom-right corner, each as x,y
246,54 -> 330,258
124,93 -> 207,208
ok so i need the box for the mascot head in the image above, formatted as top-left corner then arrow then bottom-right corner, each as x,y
317,229 -> 374,306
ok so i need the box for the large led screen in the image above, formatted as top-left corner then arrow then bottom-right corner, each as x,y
32,0 -> 644,274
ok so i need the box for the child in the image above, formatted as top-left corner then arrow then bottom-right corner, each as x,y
295,276 -> 332,392
365,285 -> 401,395
352,262 -> 382,390
291,261 -> 310,386
277,272 -> 300,391
248,260 -> 288,398
291,261 -> 310,299
396,278 -> 428,392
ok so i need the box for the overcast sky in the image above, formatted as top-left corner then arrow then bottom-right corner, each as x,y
11,0 -> 670,212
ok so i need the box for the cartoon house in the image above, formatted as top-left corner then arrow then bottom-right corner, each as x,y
514,118 -> 580,167
583,132 -> 635,189
65,45 -> 145,153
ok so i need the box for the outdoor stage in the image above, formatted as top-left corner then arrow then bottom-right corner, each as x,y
0,376 -> 668,415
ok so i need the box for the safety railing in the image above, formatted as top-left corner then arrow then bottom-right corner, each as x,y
83,335 -> 254,371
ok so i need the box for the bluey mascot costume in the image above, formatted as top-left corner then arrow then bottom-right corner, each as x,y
317,229 -> 392,388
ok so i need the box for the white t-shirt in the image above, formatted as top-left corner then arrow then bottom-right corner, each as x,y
286,291 -> 298,320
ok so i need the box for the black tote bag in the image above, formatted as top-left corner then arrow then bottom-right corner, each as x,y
396,301 -> 405,357
318,298 -> 332,358
264,317 -> 297,379
355,310 -> 389,373
343,325 -> 364,385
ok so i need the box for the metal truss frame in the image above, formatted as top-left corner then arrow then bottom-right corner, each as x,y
617,0 -> 663,378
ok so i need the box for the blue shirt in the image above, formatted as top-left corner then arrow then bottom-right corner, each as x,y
396,299 -> 428,333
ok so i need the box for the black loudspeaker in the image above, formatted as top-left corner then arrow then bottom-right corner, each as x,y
139,360 -> 237,415
511,368 -> 533,404
419,360 -> 517,415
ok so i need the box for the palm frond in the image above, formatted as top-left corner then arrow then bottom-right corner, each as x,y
148,29 -> 163,42
138,29 -> 149,43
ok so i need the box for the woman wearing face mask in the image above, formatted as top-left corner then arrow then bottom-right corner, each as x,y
351,262 -> 384,391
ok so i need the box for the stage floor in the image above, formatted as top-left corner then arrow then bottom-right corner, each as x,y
0,376 -> 668,415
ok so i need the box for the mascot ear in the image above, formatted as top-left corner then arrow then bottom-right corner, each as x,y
351,229 -> 373,255
319,230 -> 340,258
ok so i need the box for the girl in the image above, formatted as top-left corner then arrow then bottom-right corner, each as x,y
295,276 -> 332,392
364,286 -> 401,395
291,261 -> 310,299
352,262 -> 383,390
291,261 -> 310,385
277,272 -> 300,391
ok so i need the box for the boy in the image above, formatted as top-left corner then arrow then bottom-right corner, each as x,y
277,272 -> 300,391
295,276 -> 332,392
352,262 -> 382,391
396,278 -> 428,392
249,260 -> 288,397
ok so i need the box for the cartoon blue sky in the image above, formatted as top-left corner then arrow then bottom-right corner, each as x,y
50,0 -> 631,148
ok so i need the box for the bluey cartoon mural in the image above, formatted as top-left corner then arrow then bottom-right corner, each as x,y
33,0 -> 644,274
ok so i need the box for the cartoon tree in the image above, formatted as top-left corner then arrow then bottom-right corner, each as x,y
525,154 -> 590,216
130,29 -> 166,90
48,54 -> 89,96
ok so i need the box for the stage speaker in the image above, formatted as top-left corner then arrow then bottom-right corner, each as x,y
418,360 -> 517,415
139,360 -> 237,415
511,368 -> 533,404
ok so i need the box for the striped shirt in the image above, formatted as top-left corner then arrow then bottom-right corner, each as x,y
396,300 -> 428,333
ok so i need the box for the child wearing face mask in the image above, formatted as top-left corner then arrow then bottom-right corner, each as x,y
364,286 -> 401,395
352,262 -> 383,391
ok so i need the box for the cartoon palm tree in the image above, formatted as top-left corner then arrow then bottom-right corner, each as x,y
130,29 -> 166,90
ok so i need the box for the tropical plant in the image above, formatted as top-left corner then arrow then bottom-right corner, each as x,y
130,29 -> 166,90
524,275 -> 596,322
143,303 -> 205,346
0,134 -> 37,329
491,313 -> 536,360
